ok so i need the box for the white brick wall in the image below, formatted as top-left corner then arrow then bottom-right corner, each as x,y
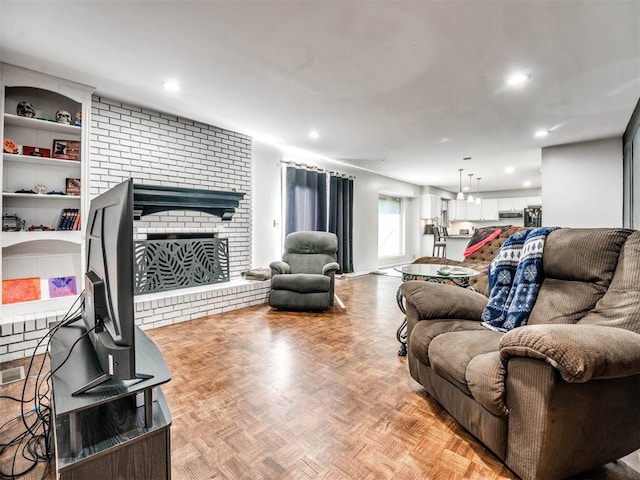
0,97 -> 268,365
135,280 -> 271,330
90,96 -> 252,279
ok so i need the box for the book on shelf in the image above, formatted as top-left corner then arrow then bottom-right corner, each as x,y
65,177 -> 81,196
56,208 -> 81,231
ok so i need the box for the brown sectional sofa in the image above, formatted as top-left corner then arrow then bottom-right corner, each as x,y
402,228 -> 640,480
414,225 -> 525,295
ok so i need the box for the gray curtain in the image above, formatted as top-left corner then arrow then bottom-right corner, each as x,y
329,175 -> 354,273
285,167 -> 327,234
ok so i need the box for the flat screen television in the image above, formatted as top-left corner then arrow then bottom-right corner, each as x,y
74,179 -> 151,395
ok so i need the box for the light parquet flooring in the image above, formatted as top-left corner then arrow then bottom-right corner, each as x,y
2,274 -> 640,479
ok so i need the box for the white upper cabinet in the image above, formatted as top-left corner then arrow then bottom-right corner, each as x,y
465,200 -> 481,220
527,196 -> 542,206
420,194 -> 441,219
480,198 -> 499,220
450,199 -> 467,221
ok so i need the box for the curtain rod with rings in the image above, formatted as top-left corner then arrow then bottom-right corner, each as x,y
279,160 -> 356,180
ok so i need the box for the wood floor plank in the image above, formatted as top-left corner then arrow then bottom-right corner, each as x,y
2,273 -> 640,479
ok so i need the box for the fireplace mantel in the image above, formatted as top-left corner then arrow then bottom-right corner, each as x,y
133,183 -> 245,221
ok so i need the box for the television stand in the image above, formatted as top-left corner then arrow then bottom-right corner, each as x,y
72,370 -> 153,396
50,320 -> 172,479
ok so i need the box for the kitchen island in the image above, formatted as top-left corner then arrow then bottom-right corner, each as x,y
444,235 -> 473,261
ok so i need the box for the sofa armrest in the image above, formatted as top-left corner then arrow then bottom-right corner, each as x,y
322,262 -> 341,275
270,261 -> 290,275
401,280 -> 487,321
500,324 -> 640,383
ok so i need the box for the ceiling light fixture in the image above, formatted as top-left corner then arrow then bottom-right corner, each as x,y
534,129 -> 549,138
467,173 -> 475,203
475,177 -> 482,204
309,130 -> 321,139
505,166 -> 515,174
523,180 -> 532,187
457,168 -> 464,200
161,80 -> 181,92
506,72 -> 530,88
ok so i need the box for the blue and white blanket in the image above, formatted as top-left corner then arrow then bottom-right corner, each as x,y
481,227 -> 558,332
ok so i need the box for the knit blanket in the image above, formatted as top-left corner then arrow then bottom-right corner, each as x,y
481,227 -> 558,332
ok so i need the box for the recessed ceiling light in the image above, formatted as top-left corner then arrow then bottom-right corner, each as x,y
523,180 -> 532,187
505,166 -> 515,174
438,137 -> 449,143
534,129 -> 550,138
309,131 -> 321,139
506,72 -> 530,88
161,80 -> 181,92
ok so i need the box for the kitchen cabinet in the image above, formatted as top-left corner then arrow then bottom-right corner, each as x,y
421,194 -> 440,219
465,201 -> 481,220
527,196 -> 542,206
498,198 -> 512,211
481,198 -> 499,220
450,199 -> 467,221
465,198 -> 499,221
512,197 -> 528,210
498,197 -> 528,211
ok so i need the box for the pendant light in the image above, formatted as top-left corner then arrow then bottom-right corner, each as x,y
467,173 -> 474,203
456,169 -> 464,200
475,177 -> 482,204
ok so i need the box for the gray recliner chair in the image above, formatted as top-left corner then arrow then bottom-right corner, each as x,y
269,231 -> 340,311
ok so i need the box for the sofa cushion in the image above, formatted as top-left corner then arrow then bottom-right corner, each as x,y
527,228 -> 633,325
541,228 -> 631,285
580,231 -> 640,334
409,319 -> 485,367
271,273 -> 330,293
466,351 -> 508,417
428,329 -> 503,395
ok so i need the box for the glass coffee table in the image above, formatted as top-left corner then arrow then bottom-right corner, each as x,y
394,264 -> 480,356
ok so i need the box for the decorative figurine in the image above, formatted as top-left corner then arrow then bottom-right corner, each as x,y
16,101 -> 36,118
35,184 -> 46,194
28,225 -> 52,231
74,111 -> 82,127
55,110 -> 72,125
3,138 -> 19,154
2,214 -> 26,232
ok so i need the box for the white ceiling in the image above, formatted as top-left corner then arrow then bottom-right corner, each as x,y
1,1 -> 639,193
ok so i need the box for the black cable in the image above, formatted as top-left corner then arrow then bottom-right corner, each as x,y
0,292 -> 86,479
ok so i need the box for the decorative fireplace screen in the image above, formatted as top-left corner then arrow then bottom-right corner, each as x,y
133,238 -> 229,295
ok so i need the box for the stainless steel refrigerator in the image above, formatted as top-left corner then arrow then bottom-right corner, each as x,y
524,206 -> 542,227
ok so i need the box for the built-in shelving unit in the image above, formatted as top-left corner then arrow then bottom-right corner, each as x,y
1,63 -> 93,315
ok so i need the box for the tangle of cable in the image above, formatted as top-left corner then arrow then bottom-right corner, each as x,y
0,293 -> 85,480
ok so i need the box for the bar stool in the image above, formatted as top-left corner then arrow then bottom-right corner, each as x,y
433,226 -> 447,257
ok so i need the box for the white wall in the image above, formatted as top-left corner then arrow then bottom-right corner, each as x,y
252,142 -> 422,273
542,137 -> 623,227
252,141 -> 283,268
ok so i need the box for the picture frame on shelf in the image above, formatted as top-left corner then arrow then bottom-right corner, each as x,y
48,276 -> 77,298
23,146 -> 51,158
2,277 -> 41,304
52,139 -> 81,161
65,177 -> 81,196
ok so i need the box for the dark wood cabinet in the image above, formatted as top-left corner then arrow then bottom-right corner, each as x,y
50,321 -> 171,480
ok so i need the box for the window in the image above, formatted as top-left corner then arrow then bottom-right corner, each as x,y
378,195 -> 404,258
